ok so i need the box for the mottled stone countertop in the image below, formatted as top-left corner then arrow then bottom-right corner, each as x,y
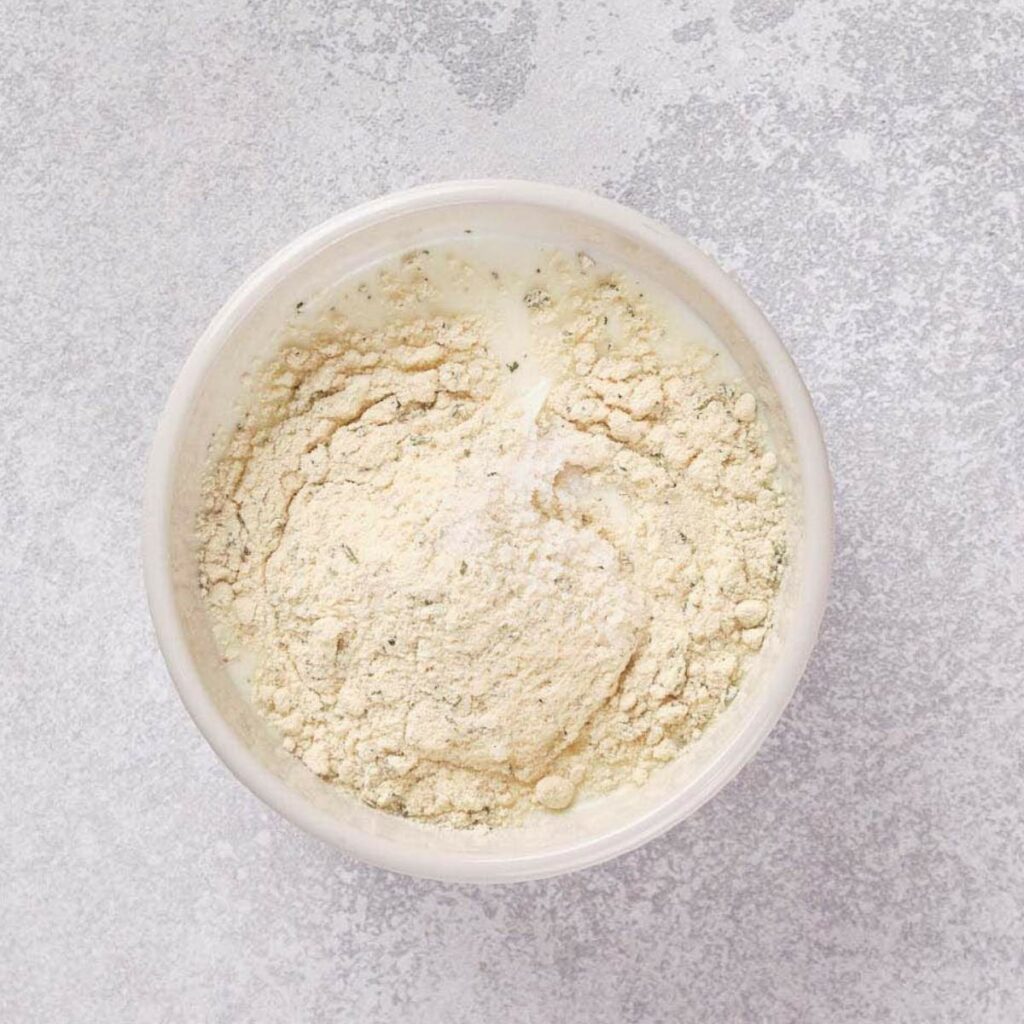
2,2 -> 1021,1021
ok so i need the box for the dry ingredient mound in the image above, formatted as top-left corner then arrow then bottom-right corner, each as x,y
198,247 -> 789,828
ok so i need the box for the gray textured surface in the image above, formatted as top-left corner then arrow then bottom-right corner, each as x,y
2,1 -> 1022,1021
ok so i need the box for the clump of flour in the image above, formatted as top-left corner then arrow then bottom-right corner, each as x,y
198,247 -> 789,828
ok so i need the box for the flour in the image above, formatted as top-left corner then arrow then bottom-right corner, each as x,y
198,243 -> 789,828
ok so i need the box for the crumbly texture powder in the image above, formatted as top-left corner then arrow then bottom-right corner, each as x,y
198,246 -> 789,828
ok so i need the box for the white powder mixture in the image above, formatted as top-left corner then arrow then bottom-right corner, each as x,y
198,242 -> 789,828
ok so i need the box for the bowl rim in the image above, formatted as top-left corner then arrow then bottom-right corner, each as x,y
143,178 -> 833,883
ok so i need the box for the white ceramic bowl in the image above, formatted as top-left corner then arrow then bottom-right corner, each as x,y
144,180 -> 833,883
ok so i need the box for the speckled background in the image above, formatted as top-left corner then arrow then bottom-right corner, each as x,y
2,1 -> 1022,1021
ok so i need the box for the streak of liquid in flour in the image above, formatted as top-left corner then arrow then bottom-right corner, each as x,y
318,237 -> 715,547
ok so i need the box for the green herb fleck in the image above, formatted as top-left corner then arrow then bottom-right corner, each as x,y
507,361 -> 519,373
459,560 -> 468,576
341,543 -> 358,564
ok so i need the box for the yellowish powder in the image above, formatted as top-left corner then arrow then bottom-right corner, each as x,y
198,244 -> 788,828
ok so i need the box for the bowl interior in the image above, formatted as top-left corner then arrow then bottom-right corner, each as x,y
153,187 -> 825,881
